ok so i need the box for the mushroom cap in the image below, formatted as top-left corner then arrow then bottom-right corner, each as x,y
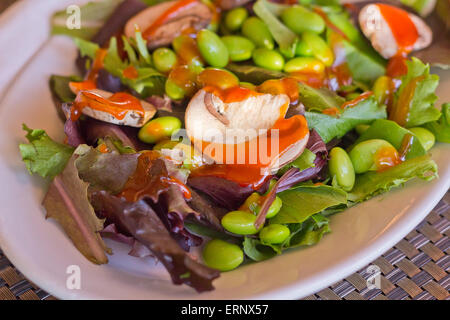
359,4 -> 432,59
185,88 -> 309,171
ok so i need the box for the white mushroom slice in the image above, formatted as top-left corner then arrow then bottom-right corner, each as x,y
185,89 -> 309,171
75,89 -> 156,127
124,0 -> 212,49
359,4 -> 432,59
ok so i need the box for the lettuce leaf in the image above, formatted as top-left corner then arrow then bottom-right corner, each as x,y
19,125 -> 74,179
424,103 -> 450,143
391,58 -> 440,128
226,63 -> 285,85
299,83 -> 345,112
305,96 -> 387,143
270,185 -> 347,224
43,147 -> 111,264
349,155 -> 438,202
51,0 -> 123,40
354,119 -> 426,160
253,0 -> 298,58
243,214 -> 331,261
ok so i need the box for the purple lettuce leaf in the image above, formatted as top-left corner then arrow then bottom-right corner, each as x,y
91,191 -> 220,292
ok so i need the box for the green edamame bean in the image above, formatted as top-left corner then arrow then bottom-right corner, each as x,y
253,48 -> 285,71
284,57 -> 324,73
409,127 -> 435,151
372,75 -> 392,105
153,139 -> 179,151
240,82 -> 256,90
202,239 -> 244,271
349,139 -> 397,174
259,224 -> 290,244
242,193 -> 283,218
355,124 -> 370,135
165,79 -> 186,100
152,48 -> 177,73
221,211 -> 261,235
225,8 -> 248,32
266,196 -> 282,218
138,116 -> 182,144
197,29 -> 229,68
301,31 -> 334,67
281,6 -> 325,34
241,17 -> 274,50
295,39 -> 313,57
221,36 -> 255,61
328,147 -> 355,191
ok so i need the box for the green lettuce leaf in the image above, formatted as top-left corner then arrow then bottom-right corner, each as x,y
19,125 -> 74,179
49,75 -> 81,103
299,83 -> 345,112
349,155 -> 438,202
270,185 -> 347,224
305,96 -> 387,143
393,58 -> 440,128
423,103 -> 450,143
51,0 -> 123,40
253,0 -> 298,58
354,119 -> 426,160
43,147 -> 111,264
73,37 -> 100,60
226,64 -> 285,85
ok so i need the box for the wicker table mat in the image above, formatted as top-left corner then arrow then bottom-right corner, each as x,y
1,191 -> 448,300
0,1 -> 449,301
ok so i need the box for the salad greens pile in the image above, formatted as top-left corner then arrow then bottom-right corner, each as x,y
19,0 -> 449,292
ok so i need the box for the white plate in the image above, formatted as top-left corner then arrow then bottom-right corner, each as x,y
0,0 -> 449,300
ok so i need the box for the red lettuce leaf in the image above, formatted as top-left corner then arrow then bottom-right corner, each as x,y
43,151 -> 111,264
91,191 -> 220,292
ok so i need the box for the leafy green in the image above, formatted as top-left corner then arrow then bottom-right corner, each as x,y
243,214 -> 331,261
392,58 -> 440,128
73,37 -> 100,60
226,64 -> 285,85
51,0 -> 123,40
19,125 -> 74,179
43,147 -> 111,264
349,155 -> 438,202
299,83 -> 345,112
271,185 -> 347,224
253,0 -> 298,58
305,96 -> 387,143
278,148 -> 316,175
354,119 -> 426,160
49,75 -> 81,103
424,103 -> 450,143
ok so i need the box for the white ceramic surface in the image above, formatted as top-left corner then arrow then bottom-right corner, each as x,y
0,0 -> 449,300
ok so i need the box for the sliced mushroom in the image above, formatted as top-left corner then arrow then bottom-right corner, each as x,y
73,89 -> 156,127
124,0 -> 212,49
359,4 -> 432,59
185,89 -> 309,171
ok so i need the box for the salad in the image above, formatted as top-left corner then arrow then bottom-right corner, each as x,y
19,0 -> 450,293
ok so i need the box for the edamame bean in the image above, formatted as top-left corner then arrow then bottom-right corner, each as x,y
198,68 -> 239,90
221,36 -> 255,62
197,29 -> 229,68
355,124 -> 370,135
295,39 -> 313,57
301,31 -> 334,67
240,82 -> 256,90
349,139 -> 398,173
259,224 -> 290,244
281,6 -> 325,34
225,8 -> 248,32
253,48 -> 285,71
153,139 -> 179,151
284,57 -> 324,73
409,127 -> 435,151
372,75 -> 392,105
202,239 -> 244,271
328,147 -> 355,191
165,79 -> 186,100
152,48 -> 177,73
221,210 -> 261,235
241,17 -> 274,50
241,193 -> 282,218
138,116 -> 182,144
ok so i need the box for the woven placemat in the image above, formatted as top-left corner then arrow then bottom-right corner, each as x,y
0,191 -> 448,300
